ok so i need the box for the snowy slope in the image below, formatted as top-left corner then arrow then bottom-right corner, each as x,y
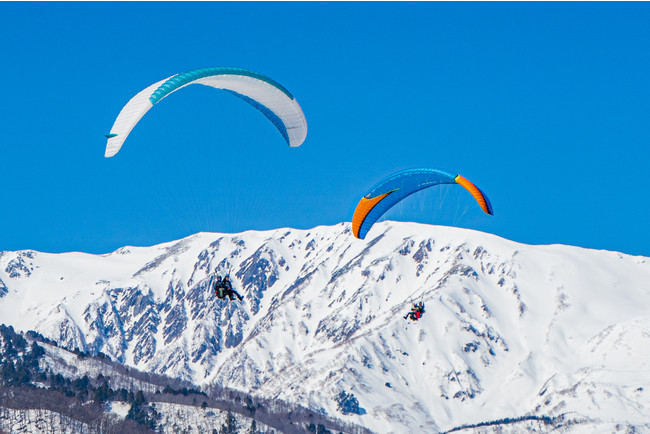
1,222 -> 649,433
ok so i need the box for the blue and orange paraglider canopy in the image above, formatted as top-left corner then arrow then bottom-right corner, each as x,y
352,168 -> 493,239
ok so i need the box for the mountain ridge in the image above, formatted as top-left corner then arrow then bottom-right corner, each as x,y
1,222 -> 649,432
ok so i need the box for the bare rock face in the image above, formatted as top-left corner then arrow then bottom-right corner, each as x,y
0,278 -> 7,298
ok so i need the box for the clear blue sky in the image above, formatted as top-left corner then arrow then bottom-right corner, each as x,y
1,2 -> 649,256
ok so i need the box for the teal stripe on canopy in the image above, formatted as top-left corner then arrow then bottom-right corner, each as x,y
149,67 -> 294,105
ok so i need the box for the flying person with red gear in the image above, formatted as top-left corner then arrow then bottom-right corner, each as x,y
404,302 -> 425,321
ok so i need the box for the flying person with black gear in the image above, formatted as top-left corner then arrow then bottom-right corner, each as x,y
213,275 -> 244,301
213,276 -> 224,298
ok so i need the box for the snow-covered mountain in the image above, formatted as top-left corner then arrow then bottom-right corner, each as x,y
1,222 -> 649,433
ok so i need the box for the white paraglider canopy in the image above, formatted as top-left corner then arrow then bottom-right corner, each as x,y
104,67 -> 308,157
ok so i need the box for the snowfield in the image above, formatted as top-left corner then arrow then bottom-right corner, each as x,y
1,222 -> 649,433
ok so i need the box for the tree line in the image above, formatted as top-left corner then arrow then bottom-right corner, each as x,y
1,325 -> 371,433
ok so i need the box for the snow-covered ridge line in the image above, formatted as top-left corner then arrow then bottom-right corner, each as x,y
1,221 -> 649,433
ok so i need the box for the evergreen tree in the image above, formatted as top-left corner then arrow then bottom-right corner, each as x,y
220,411 -> 240,434
335,391 -> 362,415
25,342 -> 45,367
1,360 -> 17,385
317,424 -> 332,434
244,396 -> 256,415
93,380 -> 112,404
73,375 -> 90,391
127,389 -> 159,429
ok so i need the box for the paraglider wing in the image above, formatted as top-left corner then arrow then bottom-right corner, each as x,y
351,168 -> 493,240
104,67 -> 308,157
454,174 -> 493,216
105,77 -> 171,158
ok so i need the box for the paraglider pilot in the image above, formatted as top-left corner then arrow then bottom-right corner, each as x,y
213,275 -> 244,302
404,302 -> 425,321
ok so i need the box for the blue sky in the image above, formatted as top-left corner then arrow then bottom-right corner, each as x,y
1,2 -> 649,256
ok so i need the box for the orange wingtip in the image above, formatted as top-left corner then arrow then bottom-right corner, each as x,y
352,192 -> 392,238
455,175 -> 493,215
